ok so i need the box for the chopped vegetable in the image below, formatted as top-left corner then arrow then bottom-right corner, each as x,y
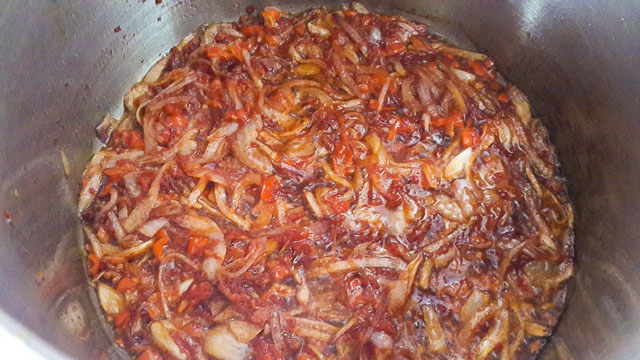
80,5 -> 573,360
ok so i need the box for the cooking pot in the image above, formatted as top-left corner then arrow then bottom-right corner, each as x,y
0,0 -> 638,359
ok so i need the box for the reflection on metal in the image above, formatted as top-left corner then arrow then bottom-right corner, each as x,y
0,0 -> 639,359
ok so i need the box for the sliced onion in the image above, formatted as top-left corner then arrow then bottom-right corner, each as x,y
377,77 -> 391,113
508,86 -> 531,125
335,15 -> 367,56
452,69 -> 476,82
444,147 -> 474,180
475,309 -> 509,360
388,254 -> 423,314
95,113 -> 118,143
417,258 -> 434,289
138,218 -> 169,237
309,256 -> 406,278
460,290 -> 489,323
97,283 -> 125,315
151,321 -> 187,360
243,48 -> 263,89
227,320 -> 263,343
288,316 -> 339,341
84,226 -> 103,258
124,83 -> 150,112
205,325 -> 252,360
369,27 -> 382,43
142,57 -> 168,84
401,77 -> 419,111
174,213 -> 223,240
123,172 -> 141,198
440,46 -> 488,61
304,190 -> 324,218
370,331 -> 393,349
445,80 -> 467,114
122,161 -> 170,233
108,211 -> 125,242
232,116 -> 273,174
214,184 -> 248,229
103,240 -> 153,259
78,174 -> 101,215
354,204 -> 408,236
351,3 -> 370,14
422,305 -> 446,354
177,278 -> 194,296
307,22 -> 330,38
219,238 -> 266,278
202,256 -> 221,281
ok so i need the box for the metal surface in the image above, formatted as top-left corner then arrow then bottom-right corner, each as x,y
0,0 -> 638,359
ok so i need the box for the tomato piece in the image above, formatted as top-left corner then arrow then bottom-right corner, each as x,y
103,160 -> 136,177
167,114 -> 186,129
265,34 -> 283,46
260,175 -> 279,204
432,112 -> 464,137
114,311 -> 130,328
330,200 -> 351,214
146,292 -> 164,319
227,44 -> 244,61
205,46 -> 233,61
223,109 -> 249,123
184,282 -> 213,307
138,349 -> 163,360
241,25 -> 264,36
469,60 -> 489,78
181,322 -> 204,338
187,237 -> 209,256
121,131 -> 145,149
88,253 -> 100,275
332,141 -> 354,177
294,23 -> 306,36
497,93 -> 510,103
153,230 -> 169,260
163,103 -> 181,116
117,277 -> 139,292
268,261 -> 291,280
383,37 -> 407,56
461,128 -> 478,147
261,8 -> 281,28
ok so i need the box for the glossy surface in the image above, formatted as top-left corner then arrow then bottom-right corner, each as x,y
79,7 -> 573,359
0,1 -> 638,360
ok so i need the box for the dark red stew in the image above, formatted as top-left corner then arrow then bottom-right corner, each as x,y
79,4 -> 574,360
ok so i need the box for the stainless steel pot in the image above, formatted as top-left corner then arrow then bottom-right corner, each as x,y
0,1 -> 638,359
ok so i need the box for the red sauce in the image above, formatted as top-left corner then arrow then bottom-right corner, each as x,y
80,5 -> 573,360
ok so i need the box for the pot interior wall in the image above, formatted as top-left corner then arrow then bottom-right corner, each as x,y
0,1 -> 638,359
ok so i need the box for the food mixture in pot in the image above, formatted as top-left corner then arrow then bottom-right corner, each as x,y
78,4 -> 574,360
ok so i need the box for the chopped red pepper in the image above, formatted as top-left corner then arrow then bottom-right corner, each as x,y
153,230 -> 169,260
